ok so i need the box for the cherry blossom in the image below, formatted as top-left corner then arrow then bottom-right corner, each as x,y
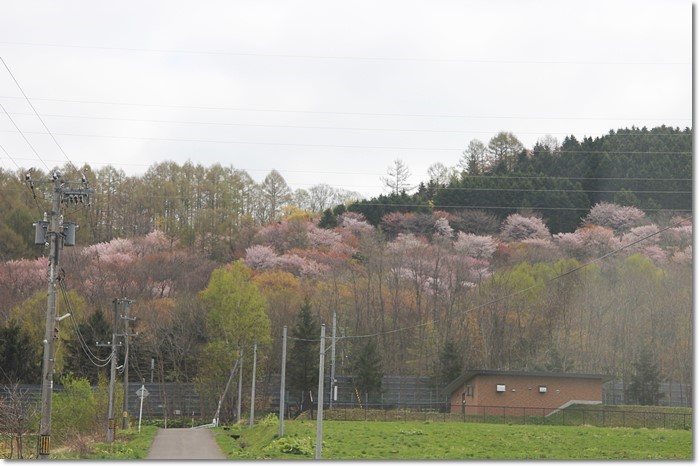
584,202 -> 645,232
500,214 -> 550,241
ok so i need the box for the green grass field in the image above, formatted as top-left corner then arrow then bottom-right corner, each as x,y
52,425 -> 159,460
214,419 -> 692,460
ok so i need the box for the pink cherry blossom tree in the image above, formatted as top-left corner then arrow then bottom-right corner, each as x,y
583,202 -> 646,232
500,214 -> 551,242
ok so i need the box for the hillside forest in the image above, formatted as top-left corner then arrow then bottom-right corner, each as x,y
0,126 -> 692,404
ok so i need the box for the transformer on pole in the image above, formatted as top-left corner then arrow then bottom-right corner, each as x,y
35,172 -> 93,459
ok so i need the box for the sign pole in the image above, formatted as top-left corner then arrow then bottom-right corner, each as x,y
136,382 -> 149,433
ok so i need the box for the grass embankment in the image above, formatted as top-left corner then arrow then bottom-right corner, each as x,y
53,425 -> 159,459
214,419 -> 692,460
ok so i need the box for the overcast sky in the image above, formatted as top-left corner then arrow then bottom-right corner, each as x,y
0,0 -> 692,198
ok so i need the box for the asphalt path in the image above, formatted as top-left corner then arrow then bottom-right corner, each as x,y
146,428 -> 226,460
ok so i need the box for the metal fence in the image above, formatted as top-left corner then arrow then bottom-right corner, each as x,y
302,403 -> 692,430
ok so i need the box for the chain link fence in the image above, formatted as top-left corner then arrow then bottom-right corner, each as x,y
300,403 -> 691,430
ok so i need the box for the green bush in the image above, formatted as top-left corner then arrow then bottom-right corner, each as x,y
52,374 -> 99,444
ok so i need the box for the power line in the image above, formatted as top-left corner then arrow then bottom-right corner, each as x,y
58,277 -> 112,367
1,182 -> 690,200
455,174 -> 692,182
0,102 -> 51,171
431,187 -> 691,195
0,140 -> 22,171
0,160 -> 692,184
0,58 -> 78,171
0,129 -> 692,154
0,95 -> 690,122
0,40 -> 690,66
2,110 -> 693,138
347,203 -> 690,213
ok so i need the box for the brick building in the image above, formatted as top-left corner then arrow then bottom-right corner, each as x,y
444,370 -> 611,416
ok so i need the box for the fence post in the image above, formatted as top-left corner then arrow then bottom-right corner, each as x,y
582,409 -> 585,426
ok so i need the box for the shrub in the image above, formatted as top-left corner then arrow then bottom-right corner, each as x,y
52,374 -> 99,444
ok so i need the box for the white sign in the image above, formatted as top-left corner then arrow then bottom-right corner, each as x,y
136,386 -> 150,399
137,385 -> 149,433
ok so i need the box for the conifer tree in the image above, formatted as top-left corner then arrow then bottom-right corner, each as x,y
626,347 -> 664,406
287,301 -> 319,412
352,338 -> 383,404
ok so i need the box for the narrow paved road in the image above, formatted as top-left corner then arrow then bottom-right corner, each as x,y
146,428 -> 226,460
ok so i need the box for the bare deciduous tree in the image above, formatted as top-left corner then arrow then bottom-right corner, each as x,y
0,384 -> 39,459
381,159 -> 413,195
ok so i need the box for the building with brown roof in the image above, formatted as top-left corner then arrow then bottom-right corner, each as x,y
444,370 -> 612,417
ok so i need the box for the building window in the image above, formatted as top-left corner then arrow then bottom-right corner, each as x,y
466,385 -> 474,397
496,384 -> 506,393
539,386 -> 547,394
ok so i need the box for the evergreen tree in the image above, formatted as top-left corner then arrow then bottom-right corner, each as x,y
287,301 -> 319,411
437,340 -> 463,387
352,338 -> 383,404
318,208 -> 338,229
0,322 -> 40,384
544,348 -> 575,373
626,347 -> 664,406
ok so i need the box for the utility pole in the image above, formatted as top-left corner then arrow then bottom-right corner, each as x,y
315,324 -> 326,460
38,175 -> 61,460
249,343 -> 257,428
106,299 -> 119,443
34,171 -> 92,459
329,312 -> 336,409
121,299 -> 136,430
278,326 -> 287,438
237,349 -> 243,423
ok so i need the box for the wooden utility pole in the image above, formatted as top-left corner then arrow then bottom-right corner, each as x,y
38,175 -> 61,459
315,324 -> 326,460
106,299 -> 119,443
249,343 -> 257,428
36,172 -> 92,459
329,312 -> 336,409
121,299 -> 136,430
237,349 -> 243,423
278,326 -> 287,438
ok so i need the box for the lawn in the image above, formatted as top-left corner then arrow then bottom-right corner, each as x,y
214,419 -> 692,460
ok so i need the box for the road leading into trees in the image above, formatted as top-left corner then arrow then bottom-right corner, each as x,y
146,428 -> 226,460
